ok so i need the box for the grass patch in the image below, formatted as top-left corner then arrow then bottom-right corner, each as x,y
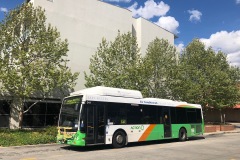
0,126 -> 57,147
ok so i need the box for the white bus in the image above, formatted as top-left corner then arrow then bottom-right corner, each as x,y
57,86 -> 204,148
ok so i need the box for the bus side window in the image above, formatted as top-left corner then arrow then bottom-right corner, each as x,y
107,102 -> 128,125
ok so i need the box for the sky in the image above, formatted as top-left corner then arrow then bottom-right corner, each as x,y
0,0 -> 240,66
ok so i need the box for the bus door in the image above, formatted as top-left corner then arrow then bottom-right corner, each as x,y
162,107 -> 171,138
85,104 -> 105,145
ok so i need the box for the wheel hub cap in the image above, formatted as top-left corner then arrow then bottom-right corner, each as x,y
116,135 -> 123,143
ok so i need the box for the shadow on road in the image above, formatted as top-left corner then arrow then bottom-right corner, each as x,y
61,136 -> 205,152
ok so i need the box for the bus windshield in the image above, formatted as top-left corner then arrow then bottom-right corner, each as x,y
59,96 -> 82,128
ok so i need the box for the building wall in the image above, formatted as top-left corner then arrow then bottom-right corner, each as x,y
204,108 -> 240,122
133,18 -> 175,56
31,0 -> 175,90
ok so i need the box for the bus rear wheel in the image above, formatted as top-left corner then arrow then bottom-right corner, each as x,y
112,130 -> 126,148
178,128 -> 187,141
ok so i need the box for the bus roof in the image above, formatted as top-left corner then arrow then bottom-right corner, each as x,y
70,86 -> 143,99
140,98 -> 201,108
69,87 -> 201,109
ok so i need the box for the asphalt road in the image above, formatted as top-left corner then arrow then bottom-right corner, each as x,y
0,133 -> 239,160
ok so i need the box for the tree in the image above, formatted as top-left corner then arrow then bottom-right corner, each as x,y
0,3 -> 79,129
84,31 -> 144,91
171,39 -> 240,122
142,38 -> 177,98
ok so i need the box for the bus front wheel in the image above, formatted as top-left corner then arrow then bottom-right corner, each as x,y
112,130 -> 126,148
178,128 -> 187,141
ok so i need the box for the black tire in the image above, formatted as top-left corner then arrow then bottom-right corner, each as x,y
112,130 -> 126,148
178,128 -> 187,141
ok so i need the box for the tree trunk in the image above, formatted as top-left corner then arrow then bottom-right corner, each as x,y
9,99 -> 24,129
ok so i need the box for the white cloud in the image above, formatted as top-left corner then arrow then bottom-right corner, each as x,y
128,2 -> 138,14
102,0 -> 131,3
236,0 -> 240,4
155,16 -> 179,34
188,9 -> 202,23
227,51 -> 240,67
176,43 -> 184,51
0,7 -> 8,12
128,0 -> 170,19
200,30 -> 240,67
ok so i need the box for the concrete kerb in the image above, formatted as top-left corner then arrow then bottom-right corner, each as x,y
0,143 -> 65,149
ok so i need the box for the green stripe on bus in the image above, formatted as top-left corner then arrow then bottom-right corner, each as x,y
146,124 -> 164,141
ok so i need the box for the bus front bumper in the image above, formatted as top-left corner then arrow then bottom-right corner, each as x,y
57,128 -> 86,146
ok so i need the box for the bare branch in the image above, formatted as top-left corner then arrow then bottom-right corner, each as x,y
23,98 -> 45,114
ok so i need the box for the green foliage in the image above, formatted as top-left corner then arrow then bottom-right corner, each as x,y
84,31 -> 143,90
142,38 -> 177,98
0,3 -> 79,128
0,3 -> 79,98
171,39 -> 240,110
85,32 -> 239,116
0,127 -> 57,147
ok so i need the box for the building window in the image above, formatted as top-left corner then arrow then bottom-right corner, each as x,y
23,102 -> 61,128
0,100 -> 10,128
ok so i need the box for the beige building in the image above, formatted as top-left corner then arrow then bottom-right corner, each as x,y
29,0 -> 176,90
1,0 -> 177,129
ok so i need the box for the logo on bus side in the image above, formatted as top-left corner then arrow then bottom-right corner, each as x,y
131,125 -> 144,130
140,100 -> 158,105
